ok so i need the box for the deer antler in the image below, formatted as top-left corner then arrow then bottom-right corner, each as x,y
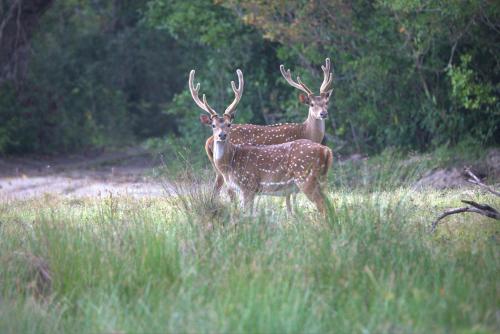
281,58 -> 334,95
280,64 -> 314,96
320,58 -> 334,94
189,70 -> 218,117
224,69 -> 244,116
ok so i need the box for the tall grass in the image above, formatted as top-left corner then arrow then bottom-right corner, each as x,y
1,178 -> 498,333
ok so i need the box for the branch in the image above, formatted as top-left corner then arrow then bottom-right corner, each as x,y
431,206 -> 476,233
464,167 -> 500,197
430,167 -> 500,233
0,0 -> 20,43
0,0 -> 54,83
430,200 -> 500,233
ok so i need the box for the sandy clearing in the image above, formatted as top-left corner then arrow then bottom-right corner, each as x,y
0,175 -> 167,200
0,148 -> 170,200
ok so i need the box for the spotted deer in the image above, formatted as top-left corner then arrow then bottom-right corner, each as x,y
199,58 -> 334,212
190,69 -> 333,214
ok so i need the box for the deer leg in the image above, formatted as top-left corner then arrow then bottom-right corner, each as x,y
242,192 -> 255,214
227,187 -> 237,202
286,194 -> 293,214
297,175 -> 327,216
212,172 -> 238,203
206,137 -> 226,198
285,193 -> 297,214
303,186 -> 326,216
312,189 -> 327,216
213,172 -> 224,195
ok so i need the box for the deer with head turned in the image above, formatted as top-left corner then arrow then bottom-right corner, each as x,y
191,69 -> 333,214
201,58 -> 334,213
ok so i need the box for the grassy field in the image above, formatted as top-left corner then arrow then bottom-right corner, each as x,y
1,166 -> 499,334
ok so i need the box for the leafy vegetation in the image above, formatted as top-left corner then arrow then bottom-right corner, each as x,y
1,0 -> 498,155
0,0 -> 186,152
223,0 -> 500,150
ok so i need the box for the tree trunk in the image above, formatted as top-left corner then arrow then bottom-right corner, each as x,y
0,0 -> 54,84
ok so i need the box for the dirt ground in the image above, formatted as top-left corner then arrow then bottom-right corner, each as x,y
2,147 -> 499,200
0,148 -> 168,200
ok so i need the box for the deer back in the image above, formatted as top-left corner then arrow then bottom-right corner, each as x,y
227,123 -> 306,146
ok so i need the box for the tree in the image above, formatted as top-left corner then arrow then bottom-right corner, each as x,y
224,0 -> 500,151
0,0 -> 54,83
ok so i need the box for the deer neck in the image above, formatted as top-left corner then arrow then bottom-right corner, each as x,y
213,140 -> 235,173
303,111 -> 325,143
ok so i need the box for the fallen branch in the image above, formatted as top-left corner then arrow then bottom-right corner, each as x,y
431,168 -> 500,233
431,200 -> 500,232
464,167 -> 500,197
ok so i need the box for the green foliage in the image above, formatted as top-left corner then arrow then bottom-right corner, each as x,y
144,0 -> 281,153
1,0 -> 499,154
224,0 -> 500,151
447,54 -> 499,142
449,54 -> 495,111
0,84 -> 25,152
0,1 -> 185,153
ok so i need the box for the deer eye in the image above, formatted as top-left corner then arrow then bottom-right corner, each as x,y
212,124 -> 215,128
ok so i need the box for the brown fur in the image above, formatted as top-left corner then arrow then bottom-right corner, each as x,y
211,138 -> 333,215
206,117 -> 327,205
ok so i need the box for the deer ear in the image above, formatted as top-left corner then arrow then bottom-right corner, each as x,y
299,94 -> 310,105
199,114 -> 212,126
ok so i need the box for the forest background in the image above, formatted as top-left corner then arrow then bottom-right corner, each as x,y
0,0 -> 499,160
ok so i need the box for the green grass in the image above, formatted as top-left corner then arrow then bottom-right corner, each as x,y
146,136 -> 496,183
1,179 -> 498,333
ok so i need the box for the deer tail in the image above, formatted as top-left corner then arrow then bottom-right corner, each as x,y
321,146 -> 333,177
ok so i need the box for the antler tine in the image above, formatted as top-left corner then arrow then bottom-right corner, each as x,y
224,69 -> 244,116
296,76 -> 314,95
202,94 -> 217,116
189,70 -> 217,116
280,64 -> 313,96
320,58 -> 334,94
321,58 -> 330,74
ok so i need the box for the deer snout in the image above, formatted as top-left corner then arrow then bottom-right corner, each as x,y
320,111 -> 328,119
218,133 -> 227,140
